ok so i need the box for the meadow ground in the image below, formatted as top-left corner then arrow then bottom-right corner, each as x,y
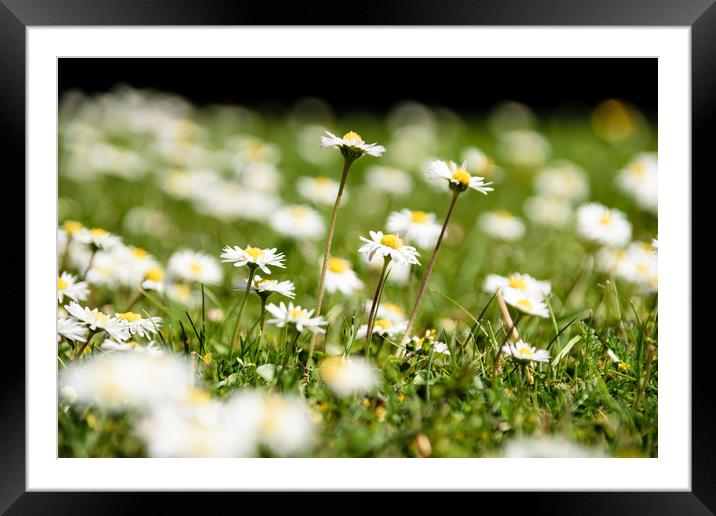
57,89 -> 657,458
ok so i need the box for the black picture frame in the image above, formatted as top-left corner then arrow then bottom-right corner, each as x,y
4,0 -> 708,513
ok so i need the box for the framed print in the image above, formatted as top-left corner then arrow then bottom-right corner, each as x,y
3,0 -> 710,513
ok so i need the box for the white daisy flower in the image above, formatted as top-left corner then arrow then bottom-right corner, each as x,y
168,249 -> 223,285
576,203 -> 632,247
74,227 -> 123,250
166,282 -> 199,308
479,210 -> 526,241
324,257 -> 364,295
319,355 -> 379,397
386,209 -> 442,249
319,130 -> 386,158
595,247 -> 629,274
64,302 -> 131,341
220,245 -> 286,275
142,265 -> 166,293
410,330 -> 450,356
502,291 -> 550,318
356,318 -> 407,339
296,176 -> 346,206
375,302 -> 407,323
115,311 -> 163,338
483,273 -> 551,300
461,146 -> 499,179
265,302 -> 328,334
269,205 -> 326,240
362,253 -> 411,285
607,348 -> 621,363
502,340 -> 551,363
616,152 -> 657,213
58,317 -> 89,343
365,166 -> 412,196
426,160 -> 494,194
499,129 -> 551,168
617,241 -> 658,292
57,272 -> 89,303
523,196 -> 572,228
358,231 -> 420,266
501,436 -> 605,458
534,161 -> 590,201
247,275 -> 296,299
101,338 -> 164,356
652,237 -> 658,252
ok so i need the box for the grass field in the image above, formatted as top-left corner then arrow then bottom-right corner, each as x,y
57,88 -> 658,458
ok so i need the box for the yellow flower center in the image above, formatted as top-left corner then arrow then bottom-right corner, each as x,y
117,312 -> 142,323
451,169 -> 471,186
95,312 -> 111,325
290,307 -> 307,319
411,211 -> 429,223
260,396 -> 288,433
132,247 -> 149,259
630,162 -> 646,176
374,319 -> 392,330
315,176 -> 333,185
635,262 -> 650,275
328,257 -> 351,273
618,362 -> 630,372
245,247 -> 264,260
64,220 -> 83,236
380,234 -> 403,249
291,207 -> 309,219
90,228 -> 109,238
382,303 -> 404,317
144,266 -> 164,282
342,131 -> 363,144
599,212 -> 614,226
507,275 -> 527,291
517,298 -> 533,310
173,283 -> 192,300
58,277 -> 68,290
496,209 -> 513,218
517,346 -> 534,358
190,262 -> 203,274
185,388 -> 212,406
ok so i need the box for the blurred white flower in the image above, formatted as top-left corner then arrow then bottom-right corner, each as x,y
324,257 -> 364,295
501,436 -> 605,458
502,291 -> 550,318
64,302 -> 131,341
523,196 -> 572,228
533,161 -> 590,201
57,272 -> 89,304
270,205 -> 326,240
265,302 -> 328,334
115,311 -> 162,338
365,166 -> 413,196
319,356 -> 379,397
58,317 -> 89,343
479,210 -> 526,241
356,318 -> 407,339
74,227 -> 123,250
483,273 -> 551,300
616,152 -> 657,213
576,203 -> 632,247
502,340 -> 550,363
386,209 -> 442,249
499,129 -> 551,168
168,249 -> 223,285
245,275 -> 296,299
297,176 -> 345,206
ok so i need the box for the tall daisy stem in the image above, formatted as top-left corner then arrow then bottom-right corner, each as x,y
309,156 -> 354,363
229,265 -> 257,359
81,248 -> 97,281
496,289 -> 520,343
401,190 -> 459,344
365,257 -> 391,356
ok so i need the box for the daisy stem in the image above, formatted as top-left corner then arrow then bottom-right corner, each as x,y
81,248 -> 97,281
309,156 -> 354,363
495,289 -> 520,343
259,294 -> 268,334
365,257 -> 391,357
401,189 -> 459,344
229,265 -> 257,360
73,328 -> 99,359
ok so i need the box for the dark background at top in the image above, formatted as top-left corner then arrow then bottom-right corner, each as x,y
59,58 -> 657,115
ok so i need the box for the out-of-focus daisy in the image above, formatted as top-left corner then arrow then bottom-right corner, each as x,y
409,329 -> 450,356
265,302 -> 328,334
58,317 -> 89,343
576,203 -> 632,247
142,265 -> 166,293
533,161 -> 590,201
365,165 -> 413,196
375,302 -> 407,323
64,302 -> 131,341
362,252 -> 411,285
502,291 -> 550,318
221,245 -> 286,274
74,227 -> 123,250
166,282 -> 198,308
358,231 -> 420,266
320,130 -> 386,158
426,160 -> 493,194
115,311 -> 162,338
269,205 -> 326,240
319,355 -> 379,397
499,129 -> 551,168
245,275 -> 296,299
652,237 -> 658,252
101,339 -> 163,357
596,247 -> 628,274
168,250 -> 223,285
502,340 -> 551,363
57,272 -> 89,303
501,436 -> 605,458
523,196 -> 572,228
483,273 -> 551,300
386,209 -> 442,249
616,152 -> 657,213
479,210 -> 526,241
324,257 -> 364,295
461,146 -> 500,179
617,241 -> 658,292
296,176 -> 346,206
606,348 -> 631,372
357,318 -> 407,339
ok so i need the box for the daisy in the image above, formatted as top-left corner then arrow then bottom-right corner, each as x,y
358,231 -> 420,266
101,338 -> 163,356
502,291 -> 550,318
247,275 -> 296,299
166,283 -> 198,308
616,152 -> 657,213
269,205 -> 326,240
533,161 -> 590,201
357,318 -> 408,339
319,130 -> 386,158
265,302 -> 328,334
523,196 -> 572,228
115,311 -> 163,338
58,317 -> 89,343
74,227 -> 123,250
142,265 -> 166,293
319,356 -> 379,397
426,160 -> 494,194
64,302 -> 131,341
576,203 -> 632,247
501,436 -> 605,458
296,176 -> 346,206
57,272 -> 89,303
502,340 -> 551,363
618,241 -> 658,292
499,129 -> 551,168
365,165 -> 412,196
479,210 -> 526,241
324,257 -> 364,295
409,329 -> 450,356
220,245 -> 286,275
461,146 -> 499,179
386,209 -> 442,249
483,273 -> 551,300
375,302 -> 407,323
168,249 -> 223,285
